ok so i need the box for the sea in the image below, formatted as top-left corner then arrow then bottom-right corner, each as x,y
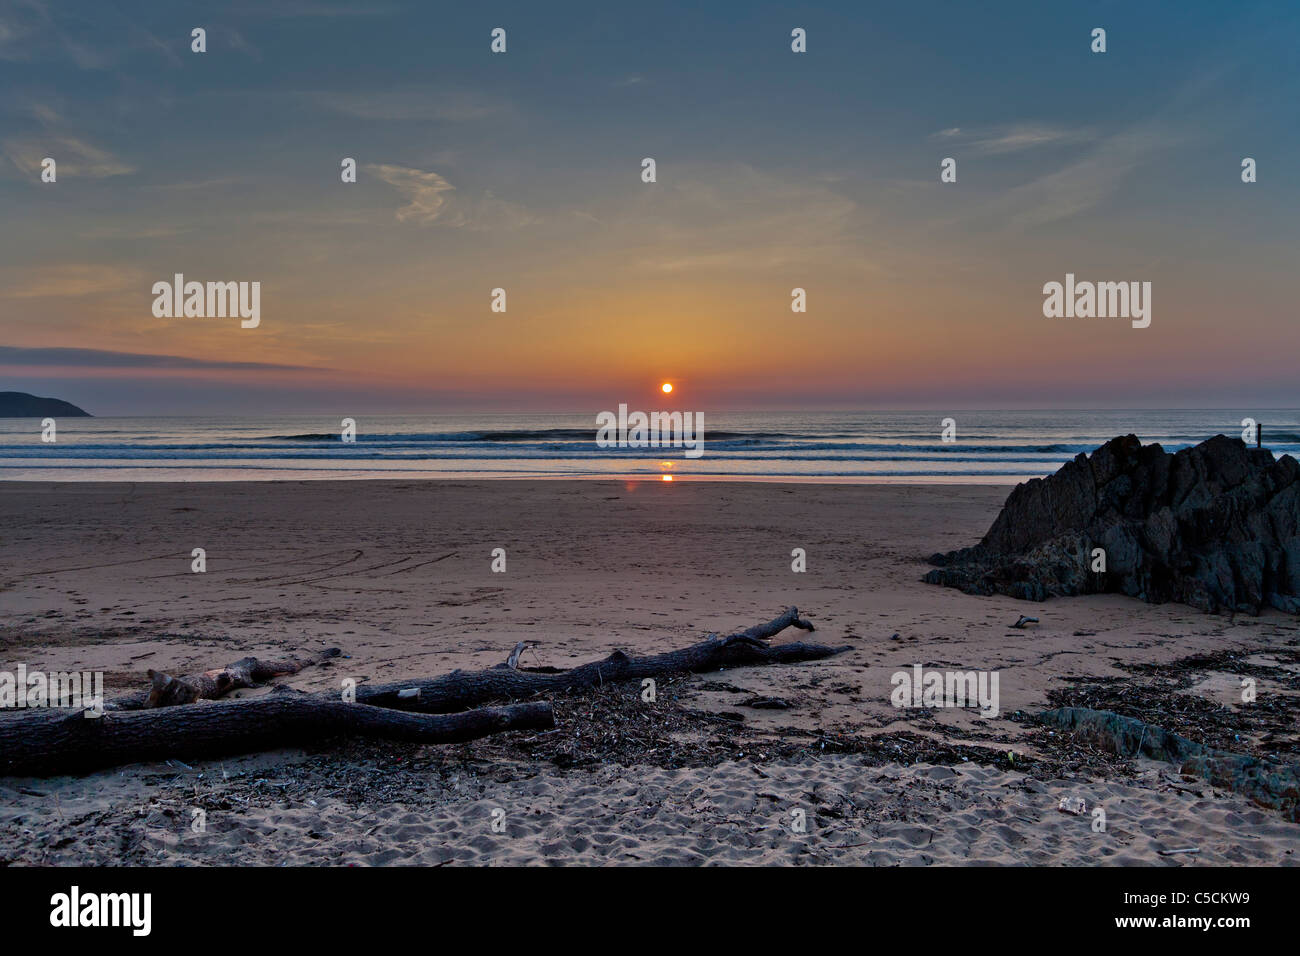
0,409 -> 1296,482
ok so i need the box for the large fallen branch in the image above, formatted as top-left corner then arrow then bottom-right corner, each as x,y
0,607 -> 847,776
0,695 -> 553,777
350,606 -> 851,713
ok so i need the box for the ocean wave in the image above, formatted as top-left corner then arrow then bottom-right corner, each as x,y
4,414 -> 1296,480
262,428 -> 834,443
6,443 -> 1295,463
4,439 -> 1269,457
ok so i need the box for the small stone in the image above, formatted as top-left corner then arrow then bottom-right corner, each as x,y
1058,796 -> 1087,815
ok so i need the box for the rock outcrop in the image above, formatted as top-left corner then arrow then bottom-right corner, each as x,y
925,434 -> 1300,614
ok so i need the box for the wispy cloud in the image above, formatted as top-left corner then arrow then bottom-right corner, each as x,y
0,0 -> 45,63
2,134 -> 134,179
932,123 -> 1094,154
229,1 -> 402,17
224,27 -> 262,60
627,164 -> 859,273
76,224 -> 193,240
1,264 -> 143,298
368,164 -> 457,223
0,345 -> 324,371
368,164 -> 535,229
136,177 -> 248,192
983,127 -> 1184,230
310,89 -> 505,123
0,0 -> 180,69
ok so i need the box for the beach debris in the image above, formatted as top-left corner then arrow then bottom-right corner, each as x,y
1057,795 -> 1086,815
0,606 -> 848,778
926,434 -> 1300,615
739,696 -> 792,710
1157,847 -> 1201,856
1010,615 -> 1039,629
124,647 -> 343,709
503,641 -> 533,670
1042,706 -> 1300,823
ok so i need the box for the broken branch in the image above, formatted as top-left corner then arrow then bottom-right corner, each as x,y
0,696 -> 553,777
353,607 -> 848,714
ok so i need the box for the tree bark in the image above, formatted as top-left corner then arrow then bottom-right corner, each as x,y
351,607 -> 850,714
0,696 -> 553,777
140,647 -> 343,708
99,647 -> 343,711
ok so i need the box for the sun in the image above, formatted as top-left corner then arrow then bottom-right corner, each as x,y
661,382 -> 673,394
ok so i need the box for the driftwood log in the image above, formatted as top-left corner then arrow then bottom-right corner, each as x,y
0,696 -> 554,777
95,647 -> 343,711
129,647 -> 343,709
349,606 -> 850,713
0,607 -> 848,776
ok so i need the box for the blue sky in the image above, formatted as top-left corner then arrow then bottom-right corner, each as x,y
1,0 -> 1297,414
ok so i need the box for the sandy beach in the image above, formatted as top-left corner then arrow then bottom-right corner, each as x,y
2,479 -> 1298,865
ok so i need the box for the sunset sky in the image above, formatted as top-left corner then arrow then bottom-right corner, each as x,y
1,0 -> 1297,414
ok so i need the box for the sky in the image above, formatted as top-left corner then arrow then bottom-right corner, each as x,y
0,0 -> 1297,415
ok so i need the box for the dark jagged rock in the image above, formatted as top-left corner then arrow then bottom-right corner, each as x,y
0,391 -> 91,418
925,434 -> 1300,614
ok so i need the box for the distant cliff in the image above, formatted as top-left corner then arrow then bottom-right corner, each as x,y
0,391 -> 91,418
